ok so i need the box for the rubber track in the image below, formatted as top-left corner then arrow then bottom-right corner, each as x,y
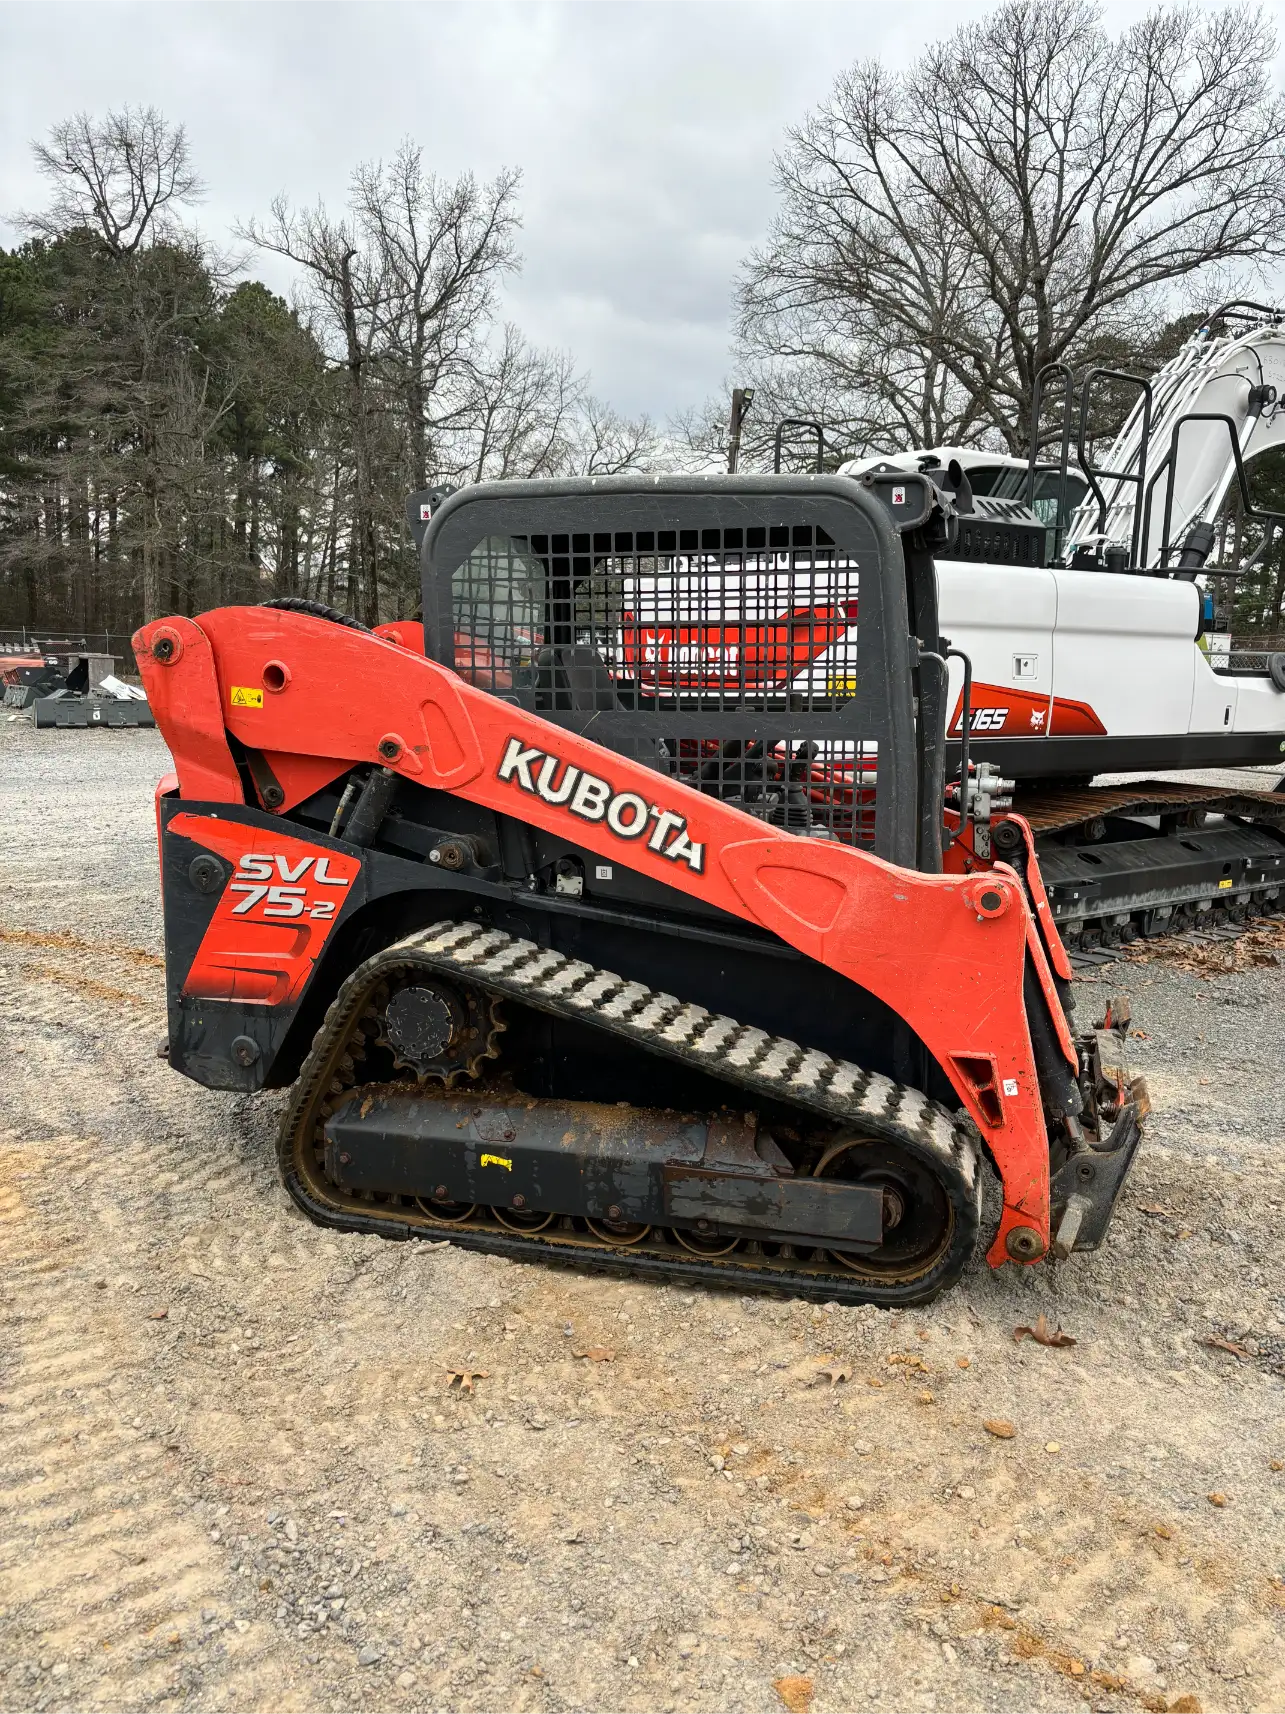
280,922 -> 982,1306
1014,779 -> 1285,836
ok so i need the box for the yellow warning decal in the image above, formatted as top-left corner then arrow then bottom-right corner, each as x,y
1217,877 -> 1233,889
230,686 -> 263,709
480,1153 -> 512,1170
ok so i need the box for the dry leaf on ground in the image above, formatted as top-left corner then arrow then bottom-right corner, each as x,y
810,1363 -> 852,1387
773,1674 -> 815,1712
1202,1334 -> 1250,1360
1013,1313 -> 1076,1348
572,1347 -> 614,1362
146,1308 -> 168,1320
445,1367 -> 489,1393
1138,1203 -> 1175,1217
984,1418 -> 1017,1439
1124,916 -> 1285,976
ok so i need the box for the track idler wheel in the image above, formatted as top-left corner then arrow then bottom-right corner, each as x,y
812,1135 -> 957,1284
585,1216 -> 652,1246
670,1226 -> 740,1257
492,1204 -> 557,1233
415,1195 -> 477,1223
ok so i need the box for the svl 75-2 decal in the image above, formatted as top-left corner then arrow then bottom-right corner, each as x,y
168,813 -> 362,1004
229,853 -> 351,920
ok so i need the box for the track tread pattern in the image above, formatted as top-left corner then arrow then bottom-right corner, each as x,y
279,920 -> 981,1305
399,921 -> 970,1179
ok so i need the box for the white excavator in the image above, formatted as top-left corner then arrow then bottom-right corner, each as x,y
835,301 -> 1285,951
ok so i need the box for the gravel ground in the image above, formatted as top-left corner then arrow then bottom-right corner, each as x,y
1095,766 -> 1285,792
1,720 -> 1283,1714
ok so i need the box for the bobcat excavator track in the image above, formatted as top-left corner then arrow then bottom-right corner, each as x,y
1014,779 -> 1285,837
280,921 -> 982,1307
1006,780 -> 1285,957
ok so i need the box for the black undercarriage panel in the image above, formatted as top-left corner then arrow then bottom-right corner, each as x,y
1036,817 -> 1285,939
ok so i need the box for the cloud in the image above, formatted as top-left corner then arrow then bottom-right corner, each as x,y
1,0 -> 1196,420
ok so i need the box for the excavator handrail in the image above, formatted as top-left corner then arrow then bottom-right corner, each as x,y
773,419 -> 828,474
1026,364 -> 1075,557
1073,368 -> 1153,568
1153,412 -> 1285,577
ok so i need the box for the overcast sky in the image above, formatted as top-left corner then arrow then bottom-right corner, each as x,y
0,0 -> 1265,424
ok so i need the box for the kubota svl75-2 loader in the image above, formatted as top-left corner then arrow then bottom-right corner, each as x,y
135,473 -> 1143,1306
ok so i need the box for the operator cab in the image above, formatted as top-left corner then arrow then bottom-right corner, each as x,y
421,474 -> 956,871
840,448 -> 1089,568
840,446 -> 1090,514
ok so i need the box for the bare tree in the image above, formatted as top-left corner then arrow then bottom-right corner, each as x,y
737,2 -> 1285,456
446,334 -> 661,482
24,107 -> 204,256
567,397 -> 661,475
460,326 -> 581,481
242,152 -> 522,618
240,196 -> 387,621
355,145 -> 521,490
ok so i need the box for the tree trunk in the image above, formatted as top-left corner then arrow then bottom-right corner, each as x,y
408,325 -> 428,491
338,250 -> 380,625
323,465 -> 340,607
249,458 -> 261,578
142,479 -> 161,622
1270,534 -> 1285,634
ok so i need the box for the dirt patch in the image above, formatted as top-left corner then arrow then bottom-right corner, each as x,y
1,722 -> 1283,1714
0,926 -> 166,969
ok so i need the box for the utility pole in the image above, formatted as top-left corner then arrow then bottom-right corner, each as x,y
727,387 -> 754,474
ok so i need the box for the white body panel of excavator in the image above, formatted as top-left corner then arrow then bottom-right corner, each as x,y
931,562 -> 1273,741
840,311 -> 1285,762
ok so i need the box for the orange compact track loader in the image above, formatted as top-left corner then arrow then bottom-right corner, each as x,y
136,473 -> 1144,1305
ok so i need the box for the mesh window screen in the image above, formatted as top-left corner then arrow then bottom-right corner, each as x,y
430,484 -> 913,860
451,526 -> 872,842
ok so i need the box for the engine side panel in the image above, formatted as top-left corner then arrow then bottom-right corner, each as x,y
937,561 -> 1056,735
1050,569 -> 1197,738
